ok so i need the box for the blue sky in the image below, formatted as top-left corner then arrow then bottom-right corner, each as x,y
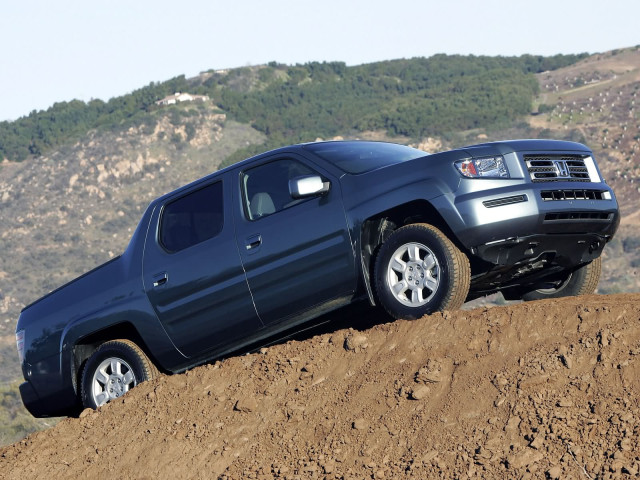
1,0 -> 639,121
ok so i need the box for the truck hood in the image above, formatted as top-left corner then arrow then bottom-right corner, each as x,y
458,139 -> 592,158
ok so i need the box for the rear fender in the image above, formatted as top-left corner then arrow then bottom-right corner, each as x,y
60,299 -> 186,395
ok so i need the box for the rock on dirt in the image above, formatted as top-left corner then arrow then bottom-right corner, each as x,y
2,294 -> 640,479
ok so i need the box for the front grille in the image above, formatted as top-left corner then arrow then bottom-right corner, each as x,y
525,154 -> 591,182
544,211 -> 611,221
541,189 -> 607,201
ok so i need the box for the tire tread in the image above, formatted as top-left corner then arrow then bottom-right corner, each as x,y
80,339 -> 158,410
373,222 -> 470,318
521,256 -> 602,301
576,256 -> 601,296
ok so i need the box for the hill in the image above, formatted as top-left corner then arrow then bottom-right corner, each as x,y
0,54 -> 587,163
1,294 -> 640,479
527,47 -> 640,294
531,47 -> 640,213
0,52 -> 592,374
0,49 -> 639,445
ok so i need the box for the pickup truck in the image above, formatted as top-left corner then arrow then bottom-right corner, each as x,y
16,139 -> 619,417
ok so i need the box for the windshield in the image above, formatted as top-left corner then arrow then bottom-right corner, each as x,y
304,141 -> 428,174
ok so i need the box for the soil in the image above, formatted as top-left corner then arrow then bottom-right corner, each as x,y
2,294 -> 640,479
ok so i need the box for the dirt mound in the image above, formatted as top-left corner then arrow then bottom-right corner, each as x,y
2,294 -> 640,479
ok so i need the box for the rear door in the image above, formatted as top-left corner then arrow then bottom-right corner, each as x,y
233,153 -> 356,326
143,176 -> 263,358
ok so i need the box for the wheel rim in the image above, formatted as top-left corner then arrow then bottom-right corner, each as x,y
386,241 -> 440,307
90,357 -> 136,407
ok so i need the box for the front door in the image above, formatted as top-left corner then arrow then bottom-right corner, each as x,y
233,154 -> 356,325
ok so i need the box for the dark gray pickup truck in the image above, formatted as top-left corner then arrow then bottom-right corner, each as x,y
16,140 -> 619,417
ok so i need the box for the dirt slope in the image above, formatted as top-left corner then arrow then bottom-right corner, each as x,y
2,294 -> 640,479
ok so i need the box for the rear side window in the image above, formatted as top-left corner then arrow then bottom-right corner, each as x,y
160,182 -> 223,252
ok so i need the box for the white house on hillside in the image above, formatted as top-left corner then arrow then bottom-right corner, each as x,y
155,92 -> 210,106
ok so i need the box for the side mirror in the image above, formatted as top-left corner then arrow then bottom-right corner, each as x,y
289,176 -> 330,199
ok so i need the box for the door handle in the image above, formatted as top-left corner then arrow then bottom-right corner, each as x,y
152,272 -> 168,287
245,234 -> 262,250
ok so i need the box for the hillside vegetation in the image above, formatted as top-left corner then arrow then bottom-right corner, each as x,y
0,54 -> 586,163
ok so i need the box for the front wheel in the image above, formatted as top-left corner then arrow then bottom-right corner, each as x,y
373,223 -> 470,320
519,257 -> 602,301
81,339 -> 158,409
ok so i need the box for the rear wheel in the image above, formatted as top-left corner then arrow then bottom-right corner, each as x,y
81,339 -> 158,409
516,257 -> 601,301
373,223 -> 470,319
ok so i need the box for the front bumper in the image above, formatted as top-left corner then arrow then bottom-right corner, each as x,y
442,181 -> 619,265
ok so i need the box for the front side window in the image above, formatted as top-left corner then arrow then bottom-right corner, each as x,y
242,159 -> 316,220
160,181 -> 223,252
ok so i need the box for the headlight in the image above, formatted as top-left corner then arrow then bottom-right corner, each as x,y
455,156 -> 509,178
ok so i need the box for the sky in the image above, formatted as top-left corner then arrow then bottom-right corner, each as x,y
1,0 -> 639,121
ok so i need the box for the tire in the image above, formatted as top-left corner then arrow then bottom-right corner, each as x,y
373,223 -> 470,320
81,339 -> 158,409
520,257 -> 602,301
